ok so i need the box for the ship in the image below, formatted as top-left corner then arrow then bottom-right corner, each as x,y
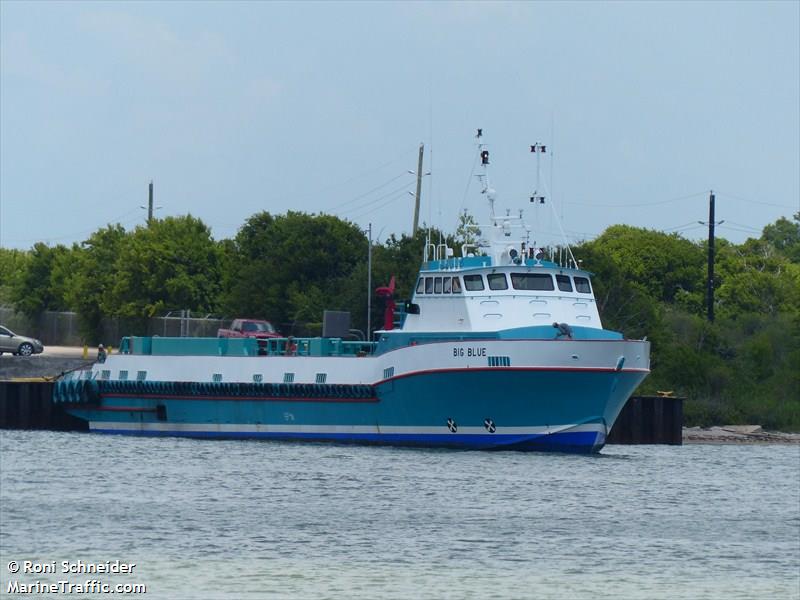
54,133 -> 650,453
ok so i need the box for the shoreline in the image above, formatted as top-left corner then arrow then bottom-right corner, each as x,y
682,426 -> 800,445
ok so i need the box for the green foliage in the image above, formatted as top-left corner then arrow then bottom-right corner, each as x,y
110,216 -> 222,318
761,213 -> 800,262
714,234 -> 799,319
584,225 -> 705,303
224,212 -> 367,327
0,248 -> 31,305
455,209 -> 481,250
571,241 -> 662,341
66,225 -> 128,341
2,207 -> 797,430
9,243 -> 73,318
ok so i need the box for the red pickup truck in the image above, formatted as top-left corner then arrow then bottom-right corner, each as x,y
217,319 -> 281,339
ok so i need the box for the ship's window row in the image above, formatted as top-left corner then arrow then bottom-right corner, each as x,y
283,372 -> 295,383
136,370 -> 147,381
418,272 -> 592,295
416,276 -> 464,295
316,373 -> 327,384
212,373 -> 223,383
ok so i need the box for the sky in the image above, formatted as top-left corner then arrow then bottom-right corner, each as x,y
1,1 -> 798,251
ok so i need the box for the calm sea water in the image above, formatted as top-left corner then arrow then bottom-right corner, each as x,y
1,431 -> 798,599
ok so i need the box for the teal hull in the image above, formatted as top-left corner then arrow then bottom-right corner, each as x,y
59,368 -> 647,453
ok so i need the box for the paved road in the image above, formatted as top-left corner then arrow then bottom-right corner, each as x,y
2,345 -> 116,359
41,346 -> 102,359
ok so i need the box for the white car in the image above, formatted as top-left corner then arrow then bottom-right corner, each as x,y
0,325 -> 45,356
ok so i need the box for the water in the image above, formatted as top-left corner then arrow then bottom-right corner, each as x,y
1,431 -> 798,599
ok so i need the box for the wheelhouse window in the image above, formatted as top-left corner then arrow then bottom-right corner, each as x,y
425,277 -> 434,294
556,274 -> 573,292
434,277 -> 443,294
488,273 -> 508,291
463,274 -> 484,291
443,277 -> 452,294
511,273 -> 555,291
416,278 -> 425,294
452,277 -> 462,293
574,276 -> 592,294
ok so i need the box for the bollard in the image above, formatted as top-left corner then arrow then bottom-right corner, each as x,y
82,344 -> 88,360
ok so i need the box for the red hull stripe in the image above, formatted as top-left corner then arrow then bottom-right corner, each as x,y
91,405 -> 158,412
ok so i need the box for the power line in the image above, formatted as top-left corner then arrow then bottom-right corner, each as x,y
723,220 -> 762,233
348,188 -> 414,221
717,224 -> 763,236
5,208 -> 141,245
327,172 -> 412,211
715,190 -> 798,210
338,182 -> 415,217
662,221 -> 703,232
290,146 -> 418,203
671,224 -> 706,234
565,191 -> 707,208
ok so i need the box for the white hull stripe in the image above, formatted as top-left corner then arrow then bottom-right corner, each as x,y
89,421 -> 605,435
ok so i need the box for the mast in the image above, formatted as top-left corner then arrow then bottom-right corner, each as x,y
367,222 -> 373,340
476,128 -> 496,217
530,143 -> 546,204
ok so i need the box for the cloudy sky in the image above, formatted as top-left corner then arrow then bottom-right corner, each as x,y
1,1 -> 798,250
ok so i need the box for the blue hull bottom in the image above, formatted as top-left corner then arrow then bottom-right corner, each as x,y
88,427 -> 606,454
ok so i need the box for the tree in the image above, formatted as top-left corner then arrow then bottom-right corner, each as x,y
455,209 -> 481,254
224,212 -> 367,326
66,225 -> 128,341
0,248 -> 31,306
10,243 -> 72,319
110,216 -> 222,318
761,213 -> 800,262
585,225 -> 705,306
571,241 -> 662,340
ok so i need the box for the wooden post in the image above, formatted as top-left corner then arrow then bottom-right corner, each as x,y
412,143 -> 424,235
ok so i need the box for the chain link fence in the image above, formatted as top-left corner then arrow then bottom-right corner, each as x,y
0,307 -> 368,346
0,306 -> 228,346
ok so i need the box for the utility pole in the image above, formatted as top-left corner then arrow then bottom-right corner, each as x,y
412,143 -> 424,235
367,223 -> 372,341
701,190 -> 724,322
148,180 -> 154,225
